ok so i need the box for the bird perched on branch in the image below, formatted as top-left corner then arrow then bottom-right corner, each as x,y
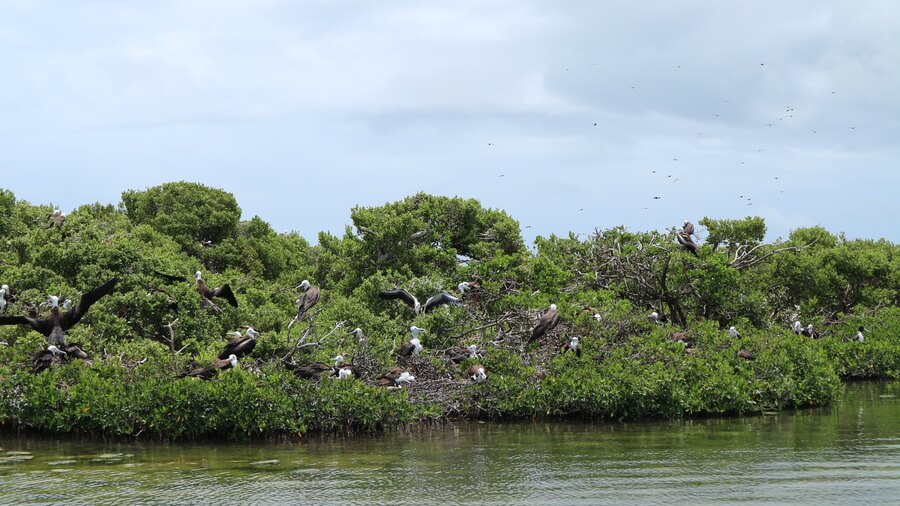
853,326 -> 867,343
529,304 -> 560,343
677,231 -> 699,256
219,328 -> 259,359
47,209 -> 66,228
0,278 -> 117,346
728,326 -> 741,339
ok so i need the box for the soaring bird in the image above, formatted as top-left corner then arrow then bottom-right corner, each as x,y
422,291 -> 464,313
397,326 -> 425,358
467,364 -> 487,384
218,328 -> 259,359
728,326 -> 741,339
152,270 -> 237,310
0,278 -> 117,346
179,354 -> 238,380
562,336 -> 581,357
530,304 -> 560,343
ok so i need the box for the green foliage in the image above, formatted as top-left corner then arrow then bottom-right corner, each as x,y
0,183 -> 897,441
121,181 -> 242,249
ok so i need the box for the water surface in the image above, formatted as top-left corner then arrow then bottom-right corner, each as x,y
1,381 -> 897,505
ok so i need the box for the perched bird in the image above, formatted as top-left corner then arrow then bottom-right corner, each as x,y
648,311 -> 661,324
737,350 -> 755,361
349,327 -> 365,343
853,326 -> 867,343
293,280 -> 320,319
286,361 -> 335,380
448,344 -> 479,363
218,328 -> 259,359
152,270 -> 237,310
194,271 -> 238,309
467,364 -> 487,384
0,288 -> 6,314
677,232 -> 699,256
375,368 -> 415,388
47,209 -> 66,228
801,324 -> 820,339
530,304 -> 560,343
32,345 -> 68,373
374,367 -> 405,387
397,326 -> 425,358
562,336 -> 581,357
179,354 -> 238,380
0,278 -> 117,346
682,220 -> 695,237
336,364 -> 358,380
792,321 -> 803,335
669,331 -> 691,346
728,326 -> 741,339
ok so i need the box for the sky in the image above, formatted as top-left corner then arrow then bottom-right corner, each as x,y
1,1 -> 898,244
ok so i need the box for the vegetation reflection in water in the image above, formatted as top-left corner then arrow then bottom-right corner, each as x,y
0,381 -> 898,505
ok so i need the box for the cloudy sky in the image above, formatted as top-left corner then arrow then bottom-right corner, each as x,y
1,1 -> 898,243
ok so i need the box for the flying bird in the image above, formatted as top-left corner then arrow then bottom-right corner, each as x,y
0,278 -> 117,346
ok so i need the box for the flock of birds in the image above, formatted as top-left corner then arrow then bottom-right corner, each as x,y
0,212 -> 869,384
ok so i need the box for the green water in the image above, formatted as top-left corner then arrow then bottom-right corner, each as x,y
1,381 -> 897,505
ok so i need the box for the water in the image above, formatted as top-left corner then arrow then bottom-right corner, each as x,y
1,382 -> 897,505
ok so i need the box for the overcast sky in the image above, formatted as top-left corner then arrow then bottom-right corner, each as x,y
1,1 -> 898,244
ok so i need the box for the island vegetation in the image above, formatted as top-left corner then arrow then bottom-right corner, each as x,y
0,182 -> 897,440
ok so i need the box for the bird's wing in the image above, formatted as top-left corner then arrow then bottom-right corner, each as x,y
423,291 -> 462,313
0,315 -> 54,337
151,270 -> 188,283
397,341 -> 414,357
61,278 -> 118,330
212,284 -> 238,307
379,288 -> 418,309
